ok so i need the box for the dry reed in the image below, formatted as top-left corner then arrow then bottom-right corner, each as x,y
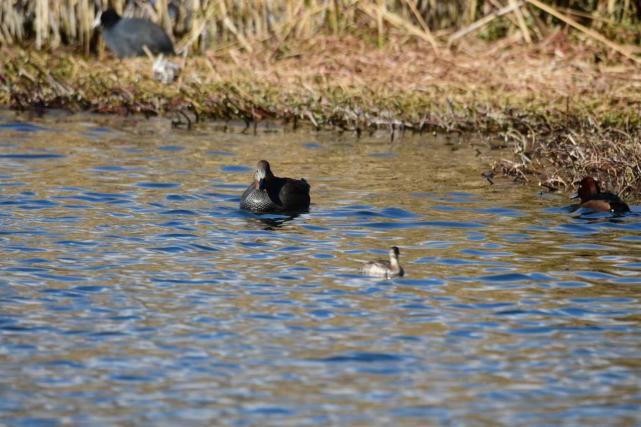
2,1 -> 641,54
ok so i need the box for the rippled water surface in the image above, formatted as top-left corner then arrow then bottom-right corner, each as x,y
1,111 -> 640,426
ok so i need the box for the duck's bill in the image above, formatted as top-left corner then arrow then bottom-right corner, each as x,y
91,13 -> 101,29
258,178 -> 267,191
569,192 -> 579,199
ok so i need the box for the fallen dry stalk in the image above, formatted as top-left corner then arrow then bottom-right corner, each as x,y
448,1 -> 525,45
360,2 -> 439,53
526,0 -> 640,64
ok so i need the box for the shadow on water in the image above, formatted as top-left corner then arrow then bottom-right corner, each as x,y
566,202 -> 639,224
241,211 -> 306,230
0,111 -> 640,426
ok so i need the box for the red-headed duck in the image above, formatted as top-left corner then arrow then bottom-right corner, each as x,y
573,176 -> 629,214
240,160 -> 310,213
361,246 -> 404,279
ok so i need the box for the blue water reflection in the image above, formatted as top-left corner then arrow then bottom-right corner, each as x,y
0,111 -> 640,426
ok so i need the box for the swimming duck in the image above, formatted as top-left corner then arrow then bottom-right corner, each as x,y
93,8 -> 175,58
240,160 -> 311,213
573,176 -> 630,214
361,246 -> 404,279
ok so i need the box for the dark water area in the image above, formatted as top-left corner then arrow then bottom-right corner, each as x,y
1,110 -> 640,426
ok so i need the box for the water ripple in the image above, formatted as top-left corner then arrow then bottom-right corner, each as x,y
1,114 -> 640,426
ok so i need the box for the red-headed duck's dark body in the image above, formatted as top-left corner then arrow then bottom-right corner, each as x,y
574,176 -> 629,214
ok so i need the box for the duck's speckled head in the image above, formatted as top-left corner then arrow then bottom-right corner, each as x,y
255,160 -> 273,190
389,246 -> 400,259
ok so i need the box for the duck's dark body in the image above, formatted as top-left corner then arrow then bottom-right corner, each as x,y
96,9 -> 175,58
240,161 -> 310,213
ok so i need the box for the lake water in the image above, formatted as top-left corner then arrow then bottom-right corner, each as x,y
1,110 -> 640,426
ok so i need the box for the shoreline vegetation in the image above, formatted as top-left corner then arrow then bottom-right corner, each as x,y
1,1 -> 641,197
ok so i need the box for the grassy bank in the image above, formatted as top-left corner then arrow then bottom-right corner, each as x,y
3,36 -> 640,198
2,0 -> 641,198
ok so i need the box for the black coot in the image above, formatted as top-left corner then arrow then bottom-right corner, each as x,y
93,8 -> 175,58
